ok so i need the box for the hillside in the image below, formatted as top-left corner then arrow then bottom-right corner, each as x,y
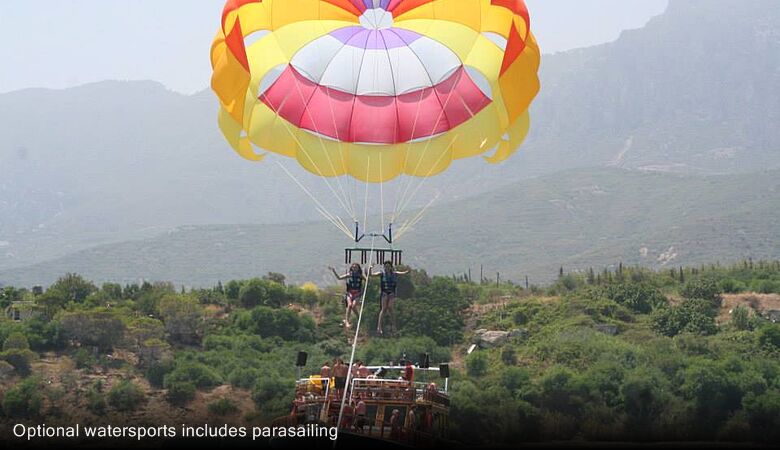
2,264 -> 780,446
2,0 -> 779,274
2,167 -> 778,287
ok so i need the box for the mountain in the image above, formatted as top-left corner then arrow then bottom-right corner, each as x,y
2,167 -> 778,287
1,0 -> 779,275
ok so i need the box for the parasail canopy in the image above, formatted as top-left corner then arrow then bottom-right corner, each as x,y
211,0 -> 540,184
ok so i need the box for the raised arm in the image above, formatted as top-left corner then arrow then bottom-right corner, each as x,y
329,266 -> 349,280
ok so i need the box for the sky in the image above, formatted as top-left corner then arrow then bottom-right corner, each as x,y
0,0 -> 668,94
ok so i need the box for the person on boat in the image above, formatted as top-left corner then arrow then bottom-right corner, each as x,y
370,261 -> 409,336
320,361 -> 331,393
330,264 -> 366,329
403,362 -> 415,385
389,409 -> 402,440
406,406 -> 418,442
354,395 -> 367,432
356,360 -> 370,379
333,358 -> 348,397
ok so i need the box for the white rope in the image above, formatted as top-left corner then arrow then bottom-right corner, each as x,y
275,161 -> 353,239
396,191 -> 440,241
335,236 -> 377,445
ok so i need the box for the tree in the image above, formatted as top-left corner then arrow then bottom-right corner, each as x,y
48,273 -> 97,304
238,279 -> 268,308
651,298 -> 718,337
680,278 -> 722,308
466,351 -> 488,377
3,332 -> 30,351
59,311 -> 125,352
158,295 -> 203,344
2,377 -> 43,418
598,283 -> 667,314
107,380 -> 145,411
263,272 -> 286,286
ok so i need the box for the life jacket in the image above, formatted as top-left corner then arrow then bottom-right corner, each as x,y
380,272 -> 397,293
346,271 -> 362,291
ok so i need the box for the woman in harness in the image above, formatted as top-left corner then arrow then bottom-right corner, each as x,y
370,261 -> 409,336
330,263 -> 366,329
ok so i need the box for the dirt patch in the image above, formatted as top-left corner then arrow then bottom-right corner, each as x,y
719,292 -> 780,324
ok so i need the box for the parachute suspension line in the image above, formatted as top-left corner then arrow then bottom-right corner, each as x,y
396,191 -> 441,241
284,74 -> 355,221
335,235 -> 377,444
390,78 -> 428,224
395,134 -> 456,219
308,82 -> 355,220
275,161 -> 353,239
362,158 -> 371,237
268,79 -> 354,225
379,153 -> 386,234
392,70 -> 463,224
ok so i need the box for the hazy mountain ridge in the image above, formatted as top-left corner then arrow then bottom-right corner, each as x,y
2,167 -> 778,288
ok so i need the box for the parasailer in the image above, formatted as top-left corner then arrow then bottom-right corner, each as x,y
330,263 -> 367,328
371,260 -> 409,336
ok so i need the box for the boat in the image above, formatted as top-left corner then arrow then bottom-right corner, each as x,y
272,364 -> 452,448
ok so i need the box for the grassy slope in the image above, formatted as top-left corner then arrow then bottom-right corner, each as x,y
1,167 -> 779,287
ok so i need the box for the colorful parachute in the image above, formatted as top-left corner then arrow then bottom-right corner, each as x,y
211,0 -> 540,183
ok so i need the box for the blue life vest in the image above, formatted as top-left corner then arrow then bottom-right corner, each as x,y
346,272 -> 362,291
380,272 -> 397,293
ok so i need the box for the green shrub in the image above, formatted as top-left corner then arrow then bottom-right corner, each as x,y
252,375 -> 291,418
651,299 -> 717,337
758,325 -> 780,349
87,383 -> 106,415
228,367 -> 260,389
719,278 -> 746,294
0,349 -> 37,376
3,377 -> 43,418
731,306 -> 752,331
165,381 -> 196,405
597,283 -> 667,314
208,398 -> 239,416
145,361 -> 174,388
71,348 -> 97,370
2,332 -> 30,351
680,278 -> 722,308
107,380 -> 145,412
164,361 -> 223,389
466,351 -> 489,377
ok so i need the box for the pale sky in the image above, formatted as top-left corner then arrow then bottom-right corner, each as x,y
0,0 -> 668,94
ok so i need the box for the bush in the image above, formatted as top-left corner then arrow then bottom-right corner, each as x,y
680,278 -> 722,308
3,332 -> 30,351
252,375 -> 291,418
87,383 -> 106,415
651,299 -> 718,337
164,361 -> 223,389
466,351 -> 489,377
731,306 -> 751,331
3,377 -> 43,418
597,283 -> 667,314
758,325 -> 780,349
58,311 -> 125,352
107,380 -> 145,411
72,348 -> 97,370
234,306 -> 315,342
228,367 -> 260,389
165,381 -> 196,405
208,398 -> 239,416
145,361 -> 174,388
0,349 -> 37,376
